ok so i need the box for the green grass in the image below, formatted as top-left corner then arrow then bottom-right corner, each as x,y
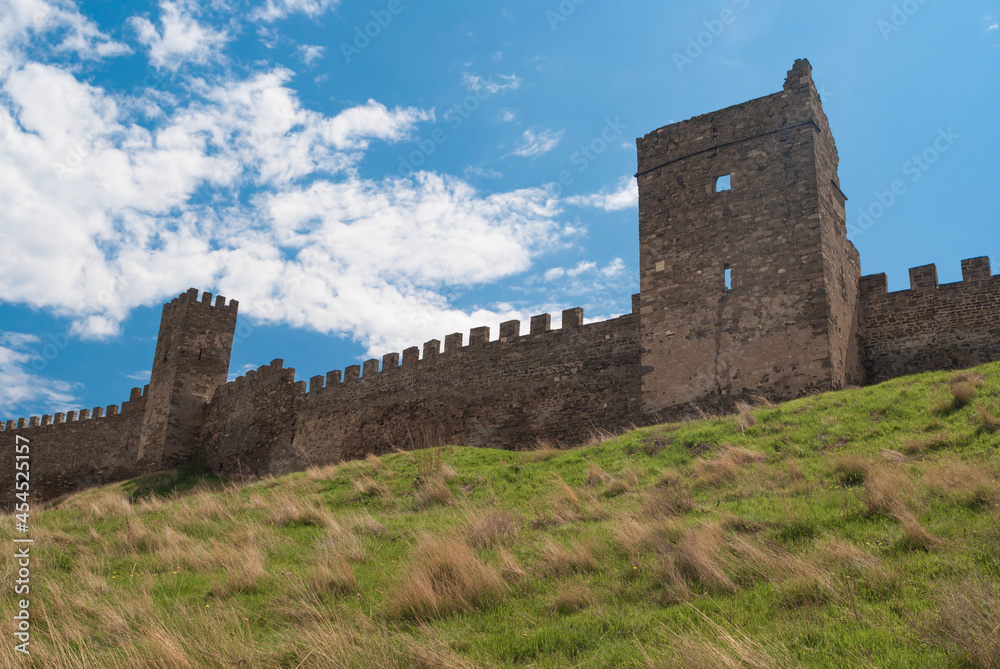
3,364 -> 1000,668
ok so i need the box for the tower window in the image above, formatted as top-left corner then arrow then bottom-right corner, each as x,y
725,267 -> 733,290
716,175 -> 732,192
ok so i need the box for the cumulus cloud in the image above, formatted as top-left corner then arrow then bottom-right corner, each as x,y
0,333 -> 80,417
512,128 -> 564,158
298,44 -> 325,65
0,0 -> 130,73
565,176 -> 639,211
0,29 -> 578,359
131,0 -> 230,70
251,0 -> 339,23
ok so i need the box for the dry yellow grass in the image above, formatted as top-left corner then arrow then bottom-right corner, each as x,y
415,476 -> 455,509
540,537 -> 598,576
267,491 -> 335,527
645,485 -> 696,518
586,461 -> 610,486
546,581 -> 595,615
311,555 -> 357,594
464,507 -> 520,549
901,432 -> 951,456
388,533 -> 503,620
352,475 -> 393,501
925,460 -> 997,508
674,523 -> 736,594
931,576 -> 1000,669
211,540 -> 267,596
977,405 -> 1000,432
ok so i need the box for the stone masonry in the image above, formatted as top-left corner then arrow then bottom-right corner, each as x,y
2,60 -> 997,501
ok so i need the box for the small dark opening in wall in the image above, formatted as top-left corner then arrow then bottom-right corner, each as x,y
198,348 -> 203,361
716,175 -> 732,192
725,267 -> 733,290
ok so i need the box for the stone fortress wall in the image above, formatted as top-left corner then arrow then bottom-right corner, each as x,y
2,60 -> 998,502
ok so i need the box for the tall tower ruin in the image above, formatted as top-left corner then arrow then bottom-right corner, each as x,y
636,59 -> 864,413
138,288 -> 238,469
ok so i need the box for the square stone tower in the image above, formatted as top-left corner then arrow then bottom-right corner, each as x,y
138,288 -> 238,468
636,59 -> 864,413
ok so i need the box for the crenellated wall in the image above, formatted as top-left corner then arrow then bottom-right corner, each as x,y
199,307 -> 642,478
859,257 -> 1000,382
2,60 -> 997,505
0,387 -> 152,501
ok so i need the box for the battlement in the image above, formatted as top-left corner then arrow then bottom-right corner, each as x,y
860,257 -> 997,297
214,359 -> 299,399
1,385 -> 149,433
860,257 -> 1000,382
300,307 -> 597,397
164,287 -> 239,313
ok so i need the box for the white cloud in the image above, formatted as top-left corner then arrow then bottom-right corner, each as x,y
0,333 -> 80,417
125,370 -> 152,381
131,0 -> 230,71
465,165 -> 503,179
462,72 -> 521,95
0,0 -> 130,74
0,48 -> 577,358
512,128 -> 564,158
499,109 -> 517,123
565,176 -> 639,211
251,0 -> 339,22
298,44 -> 325,65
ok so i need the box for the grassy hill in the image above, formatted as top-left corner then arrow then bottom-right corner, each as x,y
3,364 -> 1000,668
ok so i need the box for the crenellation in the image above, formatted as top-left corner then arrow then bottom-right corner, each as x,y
562,308 -> 584,329
909,264 -> 938,290
445,333 -> 463,353
4,60 -> 996,506
961,256 -> 992,283
860,274 -> 889,297
402,347 -> 420,366
423,340 -> 441,359
499,320 -> 520,340
530,314 -> 551,335
469,327 -> 490,346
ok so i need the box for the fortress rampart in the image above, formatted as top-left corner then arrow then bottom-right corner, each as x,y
2,60 -> 997,502
859,257 -> 1000,381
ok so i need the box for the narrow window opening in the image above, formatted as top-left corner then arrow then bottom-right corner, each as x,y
716,175 -> 732,192
198,348 -> 203,361
724,267 -> 733,291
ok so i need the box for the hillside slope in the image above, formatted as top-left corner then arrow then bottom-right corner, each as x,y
3,364 -> 1000,668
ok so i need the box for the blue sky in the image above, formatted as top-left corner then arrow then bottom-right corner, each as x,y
1,0 -> 998,420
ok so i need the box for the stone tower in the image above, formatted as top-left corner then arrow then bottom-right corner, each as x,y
636,59 -> 864,414
138,288 -> 238,468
